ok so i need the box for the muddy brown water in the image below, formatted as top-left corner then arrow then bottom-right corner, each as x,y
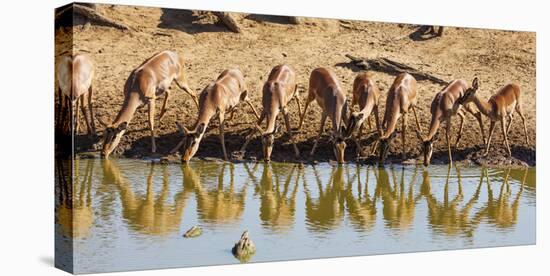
55,159 -> 535,273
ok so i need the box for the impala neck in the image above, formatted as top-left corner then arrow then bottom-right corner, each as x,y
194,104 -> 217,131
382,105 -> 400,138
264,111 -> 279,134
426,115 -> 441,141
113,92 -> 141,126
471,94 -> 493,117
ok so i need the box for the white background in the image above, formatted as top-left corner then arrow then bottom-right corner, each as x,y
0,0 -> 547,275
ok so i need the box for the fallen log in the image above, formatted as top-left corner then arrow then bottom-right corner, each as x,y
56,3 -> 131,31
345,54 -> 448,85
214,12 -> 242,33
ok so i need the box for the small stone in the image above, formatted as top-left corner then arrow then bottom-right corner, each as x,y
232,230 -> 256,262
183,225 -> 202,238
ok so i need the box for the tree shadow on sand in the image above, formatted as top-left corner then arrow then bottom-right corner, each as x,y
244,14 -> 295,25
157,8 -> 228,34
408,25 -> 443,41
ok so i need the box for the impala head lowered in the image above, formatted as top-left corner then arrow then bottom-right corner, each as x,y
254,123 -> 281,162
378,131 -> 397,164
376,73 -> 421,165
300,67 -> 351,164
177,122 -> 207,162
101,122 -> 127,159
331,131 -> 348,163
420,131 -> 440,166
346,112 -> 365,137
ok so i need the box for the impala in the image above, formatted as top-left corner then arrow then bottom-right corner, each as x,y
171,68 -> 260,162
240,65 -> 301,161
100,50 -> 198,158
457,79 -> 528,157
346,72 -> 381,156
378,73 -> 422,164
297,67 -> 350,163
419,79 -> 486,166
56,53 -> 96,136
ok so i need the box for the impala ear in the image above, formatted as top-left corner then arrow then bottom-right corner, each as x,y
240,90 -> 249,101
117,122 -> 127,132
472,77 -> 479,91
389,131 -> 398,140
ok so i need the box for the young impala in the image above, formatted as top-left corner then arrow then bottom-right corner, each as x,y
457,79 -> 528,157
297,67 -> 350,163
100,50 -> 198,159
419,79 -> 486,166
240,64 -> 301,161
56,53 -> 96,136
171,68 -> 260,162
346,72 -> 381,156
378,73 -> 422,164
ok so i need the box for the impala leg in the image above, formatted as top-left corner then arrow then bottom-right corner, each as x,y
370,140 -> 379,156
60,95 -> 69,134
446,116 -> 453,165
370,106 -> 381,156
373,106 -> 382,155
506,112 -> 514,135
401,113 -> 407,160
245,100 -> 260,121
454,111 -> 465,148
474,112 -> 486,145
240,112 -> 265,153
298,97 -> 312,131
74,97 -> 81,134
170,140 -> 185,154
179,84 -> 199,110
485,121 -> 496,156
501,117 -> 512,157
56,87 -> 63,131
412,105 -> 423,140
374,106 -> 382,135
310,113 -> 327,156
516,104 -> 529,145
367,116 -> 372,131
79,94 -> 93,136
158,90 -> 171,122
88,85 -> 96,135
294,95 -> 302,123
354,123 -> 364,157
283,108 -> 300,157
219,112 -> 229,160
148,97 -> 157,153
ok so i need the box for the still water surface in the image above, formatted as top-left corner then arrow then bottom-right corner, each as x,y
55,159 -> 536,274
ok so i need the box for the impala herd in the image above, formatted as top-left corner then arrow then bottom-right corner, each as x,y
56,50 -> 530,166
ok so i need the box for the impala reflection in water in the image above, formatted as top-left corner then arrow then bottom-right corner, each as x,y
55,159 -> 535,273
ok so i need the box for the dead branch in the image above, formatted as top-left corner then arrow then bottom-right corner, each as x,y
213,12 -> 242,33
345,54 -> 448,85
56,4 -> 131,31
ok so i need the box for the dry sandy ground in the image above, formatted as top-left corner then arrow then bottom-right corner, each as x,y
56,4 -> 536,166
